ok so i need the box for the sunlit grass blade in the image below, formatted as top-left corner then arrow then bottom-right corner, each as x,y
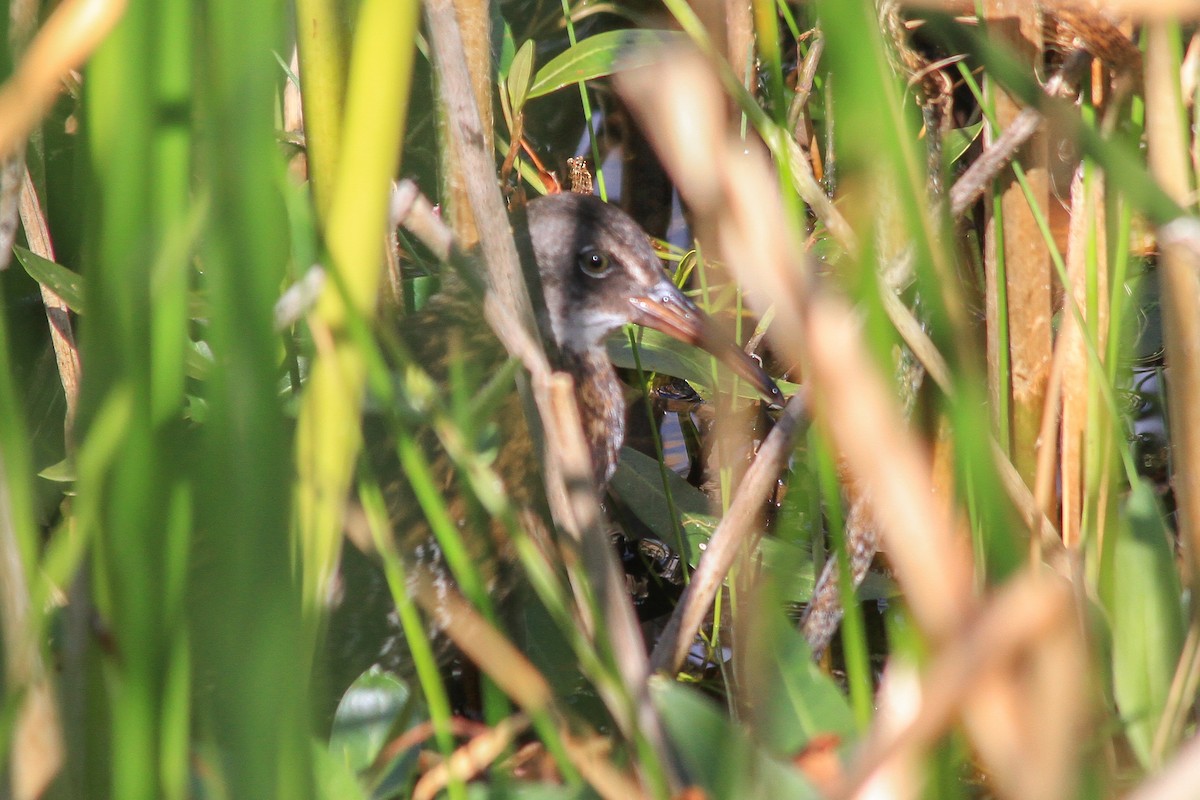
294,0 -> 419,632
79,1 -> 198,795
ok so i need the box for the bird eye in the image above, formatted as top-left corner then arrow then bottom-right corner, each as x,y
577,247 -> 612,278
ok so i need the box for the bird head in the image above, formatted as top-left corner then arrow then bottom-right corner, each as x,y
520,193 -> 783,405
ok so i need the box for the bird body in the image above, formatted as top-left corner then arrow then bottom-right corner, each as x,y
377,192 -> 782,581
334,193 -> 779,691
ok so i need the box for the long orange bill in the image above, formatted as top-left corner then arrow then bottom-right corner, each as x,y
629,281 -> 783,406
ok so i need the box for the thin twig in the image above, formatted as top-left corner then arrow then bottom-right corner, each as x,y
19,168 -> 81,442
948,49 -> 1092,219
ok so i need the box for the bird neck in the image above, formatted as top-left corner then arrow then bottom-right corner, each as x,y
558,347 -> 625,488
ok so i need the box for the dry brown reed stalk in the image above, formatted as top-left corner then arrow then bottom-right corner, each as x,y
1,177 -> 68,790
1032,315 -> 1067,550
3,167 -> 70,800
0,0 -> 125,275
440,0 -> 493,251
984,1 -> 1054,486
723,0 -> 753,89
1155,620 -> 1200,765
1146,22 -> 1200,588
647,390 -> 810,675
18,168 -> 81,441
391,180 -> 454,263
803,298 -> 977,640
553,730 -> 649,800
850,661 -> 923,800
1,469 -> 61,795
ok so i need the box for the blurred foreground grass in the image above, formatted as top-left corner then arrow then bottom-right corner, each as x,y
1,1 -> 1200,798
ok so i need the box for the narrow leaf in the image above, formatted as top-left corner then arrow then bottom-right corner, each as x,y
528,30 -> 688,99
1109,480 -> 1185,768
13,246 -> 85,313
507,39 -> 536,114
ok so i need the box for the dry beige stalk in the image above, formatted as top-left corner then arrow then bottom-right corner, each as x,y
441,0 -> 493,250
18,169 -> 81,442
805,297 -> 975,641
724,0 -> 754,89
557,729 -> 649,800
11,682 -> 62,800
4,180 -> 69,800
850,661 -> 925,800
647,390 -> 809,675
843,574 -> 1085,800
984,0 -> 1053,486
411,578 -> 650,800
1127,711 -> 1200,800
960,589 -> 1087,800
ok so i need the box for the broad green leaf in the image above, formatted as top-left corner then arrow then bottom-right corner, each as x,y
329,670 -> 413,776
653,677 -> 819,799
13,246 -> 85,313
608,327 -> 798,403
507,39 -> 536,115
528,30 -> 689,99
942,122 -> 983,169
313,742 -> 369,800
1108,480 -> 1185,768
185,340 -> 214,381
612,446 -> 709,546
742,605 -> 857,755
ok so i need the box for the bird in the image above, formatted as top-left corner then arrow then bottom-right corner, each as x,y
329,192 -> 780,703
382,192 -> 779,574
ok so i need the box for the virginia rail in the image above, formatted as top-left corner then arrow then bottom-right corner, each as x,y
335,193 -> 780,690
383,193 -> 780,581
